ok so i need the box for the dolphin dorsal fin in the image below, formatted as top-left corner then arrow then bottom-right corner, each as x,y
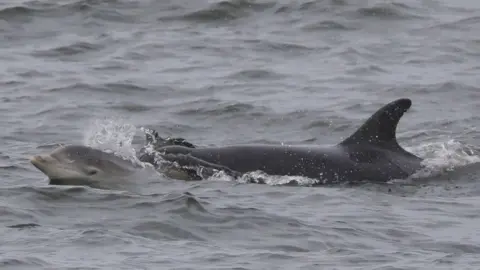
340,98 -> 412,150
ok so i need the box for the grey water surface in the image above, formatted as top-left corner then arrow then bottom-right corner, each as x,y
1,0 -> 480,269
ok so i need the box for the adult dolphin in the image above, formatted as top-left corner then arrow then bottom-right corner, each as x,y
149,98 -> 424,184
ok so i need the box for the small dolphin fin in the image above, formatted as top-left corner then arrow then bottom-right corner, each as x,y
340,98 -> 412,150
167,138 -> 196,148
144,128 -> 162,145
144,128 -> 196,149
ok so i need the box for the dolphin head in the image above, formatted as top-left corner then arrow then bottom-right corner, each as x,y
30,145 -> 138,186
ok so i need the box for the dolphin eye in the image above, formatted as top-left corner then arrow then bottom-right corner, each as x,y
87,169 -> 98,176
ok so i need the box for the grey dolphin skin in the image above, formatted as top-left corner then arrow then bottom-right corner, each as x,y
29,141 -> 211,187
148,98 -> 424,184
29,145 -> 144,187
30,98 -> 424,186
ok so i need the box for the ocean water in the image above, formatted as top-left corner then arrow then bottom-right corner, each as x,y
1,0 -> 480,269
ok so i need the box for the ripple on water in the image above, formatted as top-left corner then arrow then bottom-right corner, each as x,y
181,0 -> 275,23
32,41 -> 104,58
1,0 -> 480,268
355,3 -> 422,20
227,69 -> 285,80
302,20 -> 355,31
0,257 -> 50,268
47,82 -> 149,95
174,100 -> 270,121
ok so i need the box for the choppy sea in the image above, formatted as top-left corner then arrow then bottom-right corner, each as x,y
1,0 -> 480,269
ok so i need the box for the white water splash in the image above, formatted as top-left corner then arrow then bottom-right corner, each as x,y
408,139 -> 480,179
211,170 -> 319,186
83,117 -> 140,164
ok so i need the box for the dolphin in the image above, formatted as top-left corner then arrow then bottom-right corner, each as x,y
147,98 -> 424,184
29,138 -> 215,187
29,145 -> 146,188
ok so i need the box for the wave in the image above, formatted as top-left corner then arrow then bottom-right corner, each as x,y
181,0 -> 275,22
47,82 -> 149,95
32,41 -> 103,58
355,2 -> 422,20
227,69 -> 285,80
302,20 -> 354,31
174,100 -> 270,119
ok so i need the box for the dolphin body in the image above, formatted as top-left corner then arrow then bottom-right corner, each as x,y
146,98 -> 424,184
29,136 -> 212,187
30,98 -> 424,186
